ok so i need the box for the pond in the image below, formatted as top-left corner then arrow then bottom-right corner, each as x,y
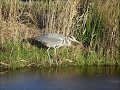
0,66 -> 120,90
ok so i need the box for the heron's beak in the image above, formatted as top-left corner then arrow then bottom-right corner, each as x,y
74,40 -> 80,43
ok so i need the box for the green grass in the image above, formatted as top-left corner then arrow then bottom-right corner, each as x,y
0,42 -> 119,70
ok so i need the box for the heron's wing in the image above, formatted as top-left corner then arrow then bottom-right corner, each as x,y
42,35 -> 64,46
35,33 -> 66,40
45,33 -> 66,39
35,33 -> 65,47
34,33 -> 68,47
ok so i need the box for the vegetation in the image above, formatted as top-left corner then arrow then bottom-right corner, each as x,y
0,0 -> 120,70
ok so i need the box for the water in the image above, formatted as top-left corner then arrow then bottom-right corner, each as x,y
0,66 -> 120,90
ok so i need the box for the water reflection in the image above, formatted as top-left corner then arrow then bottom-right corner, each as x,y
0,66 -> 120,90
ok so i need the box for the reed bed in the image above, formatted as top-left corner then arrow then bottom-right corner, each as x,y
0,0 -> 120,69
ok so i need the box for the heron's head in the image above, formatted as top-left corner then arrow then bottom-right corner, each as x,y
68,36 -> 80,43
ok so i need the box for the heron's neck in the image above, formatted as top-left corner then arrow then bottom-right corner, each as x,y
66,37 -> 71,46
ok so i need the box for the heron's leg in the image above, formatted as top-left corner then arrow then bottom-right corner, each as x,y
54,48 -> 58,65
47,47 -> 52,64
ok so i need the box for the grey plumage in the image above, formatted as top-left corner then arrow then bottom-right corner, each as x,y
35,33 -> 80,65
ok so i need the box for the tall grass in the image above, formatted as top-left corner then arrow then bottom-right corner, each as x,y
0,0 -> 120,69
74,0 -> 120,64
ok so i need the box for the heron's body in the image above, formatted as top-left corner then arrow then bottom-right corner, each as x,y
35,33 -> 71,48
35,33 -> 79,65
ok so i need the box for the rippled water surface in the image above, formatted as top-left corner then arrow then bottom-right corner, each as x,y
0,66 -> 120,90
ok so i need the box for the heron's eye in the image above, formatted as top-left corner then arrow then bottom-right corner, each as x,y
69,36 -> 75,40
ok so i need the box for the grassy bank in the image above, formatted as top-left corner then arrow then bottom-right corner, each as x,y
0,0 -> 120,69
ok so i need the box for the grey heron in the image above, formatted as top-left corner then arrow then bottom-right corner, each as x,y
34,33 -> 80,65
